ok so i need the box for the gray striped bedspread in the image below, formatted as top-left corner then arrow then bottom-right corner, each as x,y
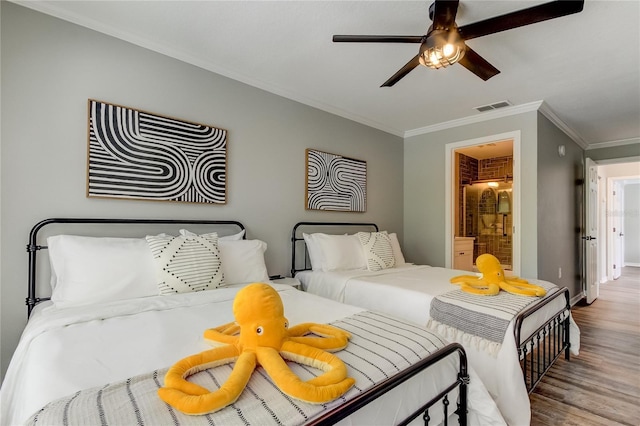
428,280 -> 560,354
26,311 -> 454,426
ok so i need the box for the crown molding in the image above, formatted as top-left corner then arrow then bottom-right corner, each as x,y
537,101 -> 589,149
404,101 -> 543,138
586,137 -> 640,150
404,100 -> 592,150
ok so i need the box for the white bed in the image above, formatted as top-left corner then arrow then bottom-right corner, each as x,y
0,218 -> 506,426
292,222 -> 581,426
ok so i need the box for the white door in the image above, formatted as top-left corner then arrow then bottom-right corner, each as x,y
612,180 -> 623,279
585,158 -> 599,304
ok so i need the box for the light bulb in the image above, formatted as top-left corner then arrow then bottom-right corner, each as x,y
429,51 -> 440,65
443,43 -> 455,57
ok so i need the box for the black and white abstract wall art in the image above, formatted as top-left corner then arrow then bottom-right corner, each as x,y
305,149 -> 367,212
87,99 -> 227,204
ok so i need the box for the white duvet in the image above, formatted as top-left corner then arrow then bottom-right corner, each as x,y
1,284 -> 505,426
297,265 -> 581,426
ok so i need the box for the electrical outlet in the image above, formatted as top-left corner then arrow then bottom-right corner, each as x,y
558,267 -> 562,279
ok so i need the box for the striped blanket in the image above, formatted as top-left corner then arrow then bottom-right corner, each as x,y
427,281 -> 559,355
27,311 -> 453,426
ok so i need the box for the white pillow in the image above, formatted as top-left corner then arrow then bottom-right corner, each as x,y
321,233 -> 366,271
180,228 -> 245,240
302,233 -> 367,271
357,231 -> 396,271
218,239 -> 270,285
146,233 -> 224,294
47,235 -> 158,308
303,233 -> 326,271
389,233 -> 406,265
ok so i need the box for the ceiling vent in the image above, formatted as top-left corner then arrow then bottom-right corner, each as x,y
474,100 -> 512,112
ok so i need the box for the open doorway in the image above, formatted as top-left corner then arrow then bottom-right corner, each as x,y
594,160 -> 640,283
445,131 -> 521,274
455,141 -> 514,272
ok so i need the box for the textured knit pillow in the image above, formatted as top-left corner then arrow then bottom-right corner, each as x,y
356,231 -> 396,271
145,233 -> 224,294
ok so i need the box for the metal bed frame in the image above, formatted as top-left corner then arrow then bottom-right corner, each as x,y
24,217 -> 470,426
291,221 -> 571,394
26,217 -> 246,317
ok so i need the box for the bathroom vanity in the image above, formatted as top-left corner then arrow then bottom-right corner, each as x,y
453,237 -> 475,271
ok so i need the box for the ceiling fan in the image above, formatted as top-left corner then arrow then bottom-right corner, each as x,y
333,0 -> 584,87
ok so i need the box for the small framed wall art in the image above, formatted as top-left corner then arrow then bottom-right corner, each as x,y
87,99 -> 227,204
305,148 -> 367,212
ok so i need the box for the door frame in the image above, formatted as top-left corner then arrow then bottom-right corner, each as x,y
609,179 -> 624,279
445,130 -> 522,274
592,157 -> 640,282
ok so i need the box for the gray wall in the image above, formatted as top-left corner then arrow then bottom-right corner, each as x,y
403,112 -> 540,278
536,113 -> 584,298
0,2 -> 403,380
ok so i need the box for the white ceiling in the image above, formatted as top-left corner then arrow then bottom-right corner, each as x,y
15,0 -> 640,148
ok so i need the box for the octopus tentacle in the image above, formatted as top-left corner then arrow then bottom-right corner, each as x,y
502,280 -> 547,297
159,350 -> 256,415
258,346 -> 355,403
459,282 -> 500,296
162,345 -> 242,395
203,322 -> 240,345
450,275 -> 481,284
288,323 -> 351,351
280,340 -> 351,386
451,275 -> 500,295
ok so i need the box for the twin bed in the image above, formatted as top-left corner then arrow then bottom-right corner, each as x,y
1,218 -> 506,426
291,222 -> 581,426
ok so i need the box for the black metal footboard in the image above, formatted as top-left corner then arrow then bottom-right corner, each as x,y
308,343 -> 469,426
514,287 -> 571,393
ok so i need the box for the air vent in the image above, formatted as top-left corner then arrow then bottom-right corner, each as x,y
474,100 -> 512,112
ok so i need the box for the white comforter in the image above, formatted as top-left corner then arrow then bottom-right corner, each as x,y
298,265 -> 581,426
1,284 -> 505,426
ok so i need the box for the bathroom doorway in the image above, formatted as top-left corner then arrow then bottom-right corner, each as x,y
445,131 -> 521,274
457,142 -> 514,272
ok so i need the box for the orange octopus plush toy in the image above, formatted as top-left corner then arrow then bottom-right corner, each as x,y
450,254 -> 546,297
158,283 -> 355,415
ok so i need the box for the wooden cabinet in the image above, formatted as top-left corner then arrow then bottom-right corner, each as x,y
453,237 -> 475,271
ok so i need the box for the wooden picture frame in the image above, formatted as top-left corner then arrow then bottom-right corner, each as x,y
305,149 -> 366,212
87,99 -> 227,204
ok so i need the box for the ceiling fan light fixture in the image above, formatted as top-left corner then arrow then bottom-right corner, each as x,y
419,29 -> 465,70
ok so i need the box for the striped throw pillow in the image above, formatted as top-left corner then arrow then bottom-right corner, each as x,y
145,233 -> 224,294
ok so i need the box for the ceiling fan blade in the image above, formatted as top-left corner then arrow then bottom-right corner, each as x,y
431,0 -> 460,30
381,54 -> 421,87
457,47 -> 500,81
458,0 -> 585,41
333,35 -> 423,43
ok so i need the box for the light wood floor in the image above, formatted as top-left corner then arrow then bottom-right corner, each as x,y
529,266 -> 640,426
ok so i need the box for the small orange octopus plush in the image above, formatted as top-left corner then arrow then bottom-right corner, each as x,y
158,283 -> 355,415
450,254 -> 547,297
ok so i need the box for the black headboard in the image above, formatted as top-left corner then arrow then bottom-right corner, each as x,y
290,221 -> 378,277
27,218 -> 245,317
